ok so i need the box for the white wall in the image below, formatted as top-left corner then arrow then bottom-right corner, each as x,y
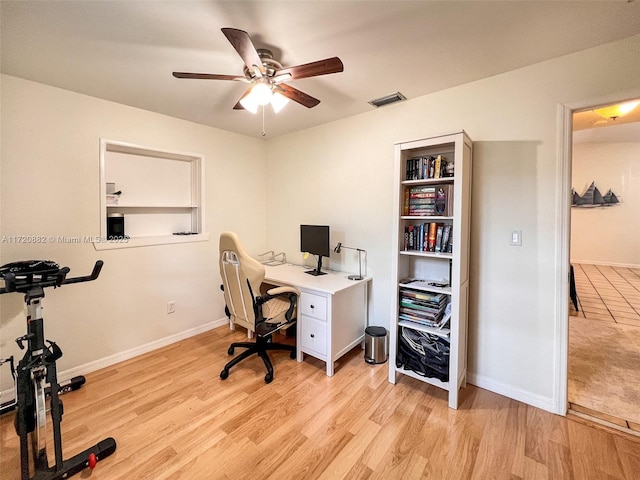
266,33 -> 640,411
2,32 -> 640,414
571,125 -> 640,266
0,75 -> 267,391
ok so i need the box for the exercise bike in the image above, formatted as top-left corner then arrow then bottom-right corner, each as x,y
0,259 -> 116,480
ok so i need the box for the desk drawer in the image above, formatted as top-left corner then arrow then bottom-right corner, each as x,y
300,293 -> 327,321
300,315 -> 327,356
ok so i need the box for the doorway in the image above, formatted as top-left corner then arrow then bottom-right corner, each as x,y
559,96 -> 640,434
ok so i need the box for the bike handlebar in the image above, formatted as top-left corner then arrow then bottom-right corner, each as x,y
62,260 -> 103,285
0,260 -> 104,295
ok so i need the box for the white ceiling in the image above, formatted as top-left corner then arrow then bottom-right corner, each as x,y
2,1 -> 640,139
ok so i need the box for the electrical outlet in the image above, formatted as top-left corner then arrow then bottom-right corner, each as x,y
167,301 -> 176,314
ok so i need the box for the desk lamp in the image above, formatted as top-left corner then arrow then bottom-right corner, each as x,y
333,242 -> 365,280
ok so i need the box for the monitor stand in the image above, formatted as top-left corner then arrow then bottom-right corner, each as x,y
305,256 -> 327,276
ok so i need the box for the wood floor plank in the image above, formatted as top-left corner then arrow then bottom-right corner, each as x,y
317,419 -> 381,480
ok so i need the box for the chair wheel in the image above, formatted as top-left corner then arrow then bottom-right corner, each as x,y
220,369 -> 229,380
290,350 -> 296,359
227,346 -> 234,355
264,373 -> 273,383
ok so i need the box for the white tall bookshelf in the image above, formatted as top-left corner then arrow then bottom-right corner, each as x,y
388,131 -> 472,409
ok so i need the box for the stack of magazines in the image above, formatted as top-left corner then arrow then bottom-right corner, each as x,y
398,288 -> 450,329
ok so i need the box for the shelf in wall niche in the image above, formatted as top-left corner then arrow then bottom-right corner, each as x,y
100,138 -> 205,246
92,233 -> 210,250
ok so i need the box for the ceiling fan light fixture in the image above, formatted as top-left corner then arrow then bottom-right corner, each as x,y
239,93 -> 259,114
252,81 -> 273,106
239,80 -> 274,113
271,92 -> 289,113
593,100 -> 640,120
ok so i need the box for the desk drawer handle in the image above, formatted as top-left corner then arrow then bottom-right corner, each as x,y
310,334 -> 315,338
310,305 -> 315,309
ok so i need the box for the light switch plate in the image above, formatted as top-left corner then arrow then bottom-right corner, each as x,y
510,230 -> 522,246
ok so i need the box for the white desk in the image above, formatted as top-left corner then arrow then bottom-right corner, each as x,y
263,264 -> 371,376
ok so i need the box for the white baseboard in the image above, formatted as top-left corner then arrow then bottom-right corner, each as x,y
467,372 -> 556,414
0,318 -> 228,404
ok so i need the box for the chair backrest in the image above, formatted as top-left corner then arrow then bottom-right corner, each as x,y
219,232 -> 265,330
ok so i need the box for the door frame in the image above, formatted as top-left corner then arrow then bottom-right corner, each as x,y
554,88 -> 640,415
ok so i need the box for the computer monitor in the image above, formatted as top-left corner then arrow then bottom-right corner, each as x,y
300,225 -> 330,276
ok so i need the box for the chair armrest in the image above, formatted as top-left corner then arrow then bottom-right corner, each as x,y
266,286 -> 299,296
255,287 -> 299,329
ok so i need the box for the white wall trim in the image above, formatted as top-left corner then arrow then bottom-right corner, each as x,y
554,87 -> 640,417
553,102 -> 572,415
467,373 -> 556,413
0,318 -> 228,404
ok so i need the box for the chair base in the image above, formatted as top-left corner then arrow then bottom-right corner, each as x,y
220,333 -> 296,384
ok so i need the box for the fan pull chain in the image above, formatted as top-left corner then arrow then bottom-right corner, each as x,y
261,106 -> 266,137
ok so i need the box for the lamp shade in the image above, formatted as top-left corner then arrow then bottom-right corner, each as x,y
252,82 -> 273,106
239,91 -> 259,114
271,92 -> 289,113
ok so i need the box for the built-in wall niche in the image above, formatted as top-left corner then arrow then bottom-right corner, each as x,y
96,139 -> 208,250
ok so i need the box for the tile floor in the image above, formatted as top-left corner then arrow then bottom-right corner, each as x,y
568,263 -> 640,434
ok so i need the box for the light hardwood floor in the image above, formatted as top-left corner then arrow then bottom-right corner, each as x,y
2,326 -> 639,480
569,263 -> 640,432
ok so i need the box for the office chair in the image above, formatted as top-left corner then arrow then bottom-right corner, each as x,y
219,231 -> 299,383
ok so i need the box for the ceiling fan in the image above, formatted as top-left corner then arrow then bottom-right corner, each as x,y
173,28 -> 344,114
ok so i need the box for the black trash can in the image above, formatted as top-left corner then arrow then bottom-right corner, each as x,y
364,326 -> 388,364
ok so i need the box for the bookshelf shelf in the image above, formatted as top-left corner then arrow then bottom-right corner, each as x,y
401,215 -> 454,221
398,279 -> 452,295
389,130 -> 472,409
401,177 -> 455,186
399,250 -> 453,260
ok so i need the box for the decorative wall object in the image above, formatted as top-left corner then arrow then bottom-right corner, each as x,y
572,181 -> 620,208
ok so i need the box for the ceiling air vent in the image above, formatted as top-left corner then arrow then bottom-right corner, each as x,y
368,92 -> 407,108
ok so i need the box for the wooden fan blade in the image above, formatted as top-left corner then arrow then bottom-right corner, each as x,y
278,84 -> 321,108
277,57 -> 343,80
173,72 -> 244,81
221,28 -> 265,75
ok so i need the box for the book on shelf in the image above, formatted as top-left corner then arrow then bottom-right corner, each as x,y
402,223 -> 453,253
427,222 -> 437,251
435,225 -> 444,252
409,198 -> 435,205
408,186 -> 436,197
434,184 -> 453,216
404,184 -> 452,218
405,155 -> 448,181
441,225 -> 451,253
433,155 -> 442,179
403,188 -> 409,215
